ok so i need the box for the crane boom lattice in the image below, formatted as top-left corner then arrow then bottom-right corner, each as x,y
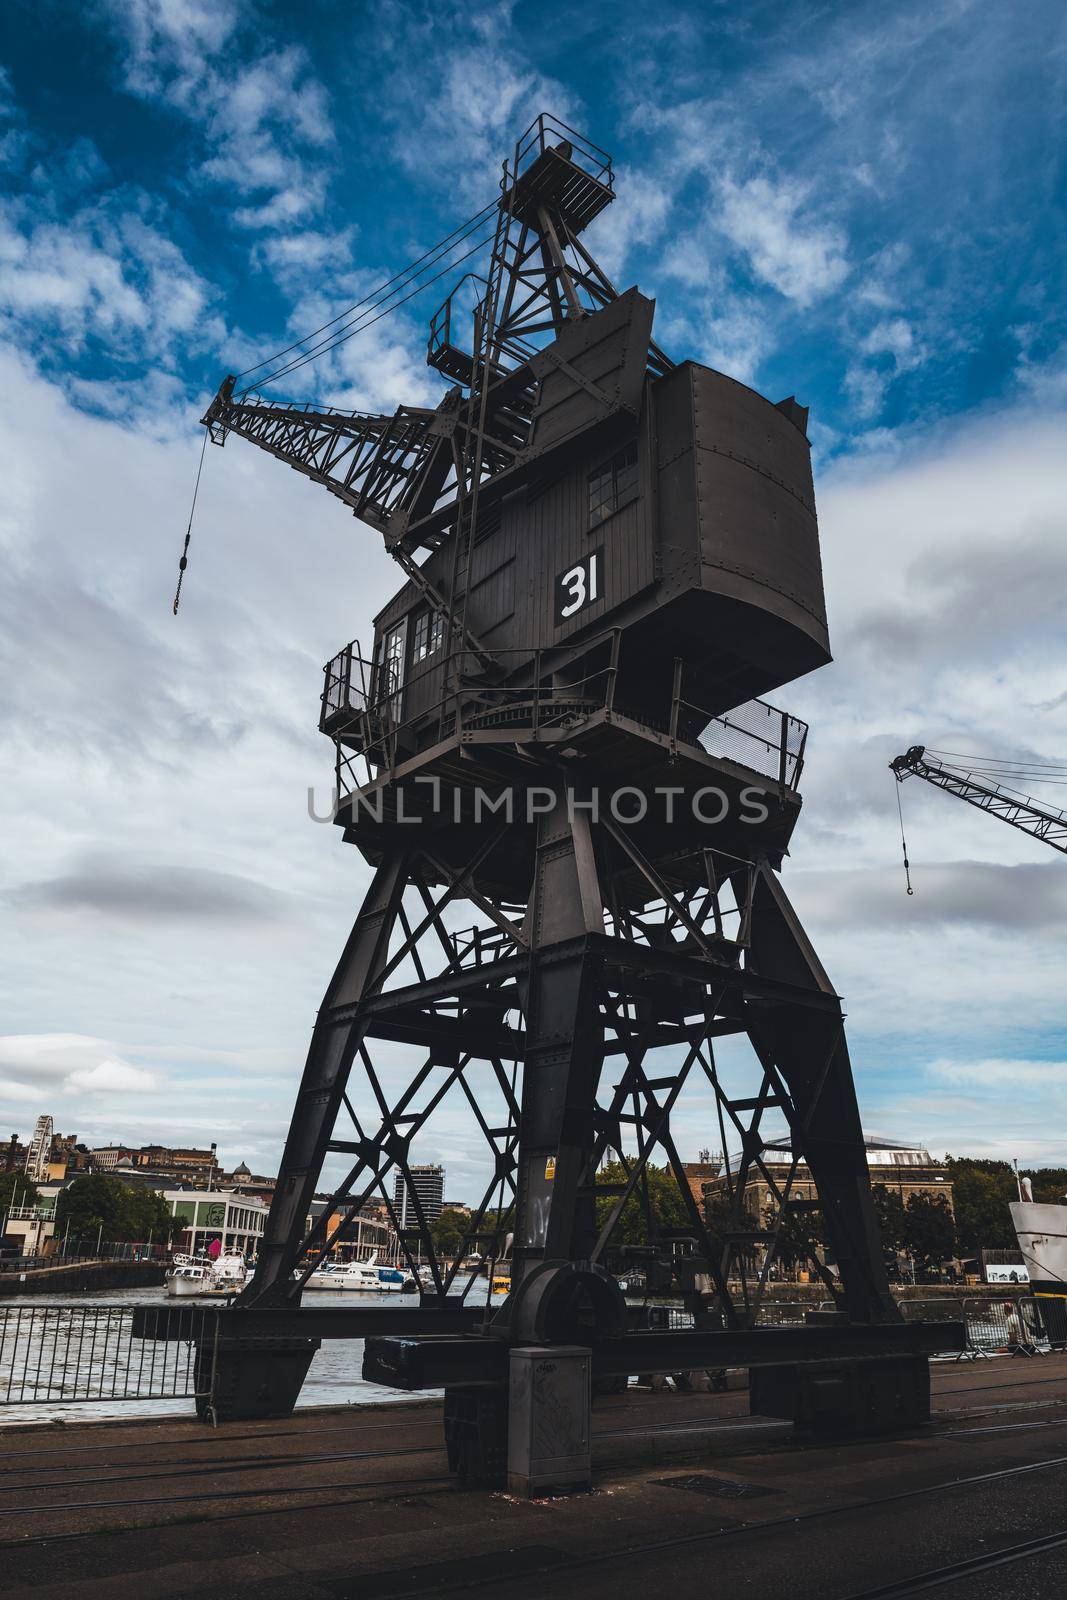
890,746 -> 1067,854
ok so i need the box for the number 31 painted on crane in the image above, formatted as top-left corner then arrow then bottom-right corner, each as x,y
555,547 -> 603,623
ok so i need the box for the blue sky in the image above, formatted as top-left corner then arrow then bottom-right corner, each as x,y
1,0 -> 1066,1191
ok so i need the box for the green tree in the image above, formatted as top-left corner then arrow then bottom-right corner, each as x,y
595,1161 -> 690,1246
428,1207 -> 470,1259
55,1175 -> 179,1246
943,1158 -> 1017,1255
0,1171 -> 40,1215
871,1186 -> 908,1266
702,1188 -> 759,1271
757,1195 -> 824,1273
903,1191 -> 956,1273
123,1186 -> 181,1244
1025,1168 -> 1067,1204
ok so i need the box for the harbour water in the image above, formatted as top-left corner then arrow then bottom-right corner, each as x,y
0,1285 -> 496,1426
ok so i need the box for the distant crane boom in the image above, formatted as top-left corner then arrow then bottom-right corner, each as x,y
890,745 -> 1067,854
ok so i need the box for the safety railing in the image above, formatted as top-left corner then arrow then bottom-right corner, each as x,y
512,113 -> 614,193
752,1301 -> 811,1327
0,1303 -> 218,1405
0,1241 -> 168,1273
323,637 -> 624,794
675,681 -> 808,790
321,635 -> 809,804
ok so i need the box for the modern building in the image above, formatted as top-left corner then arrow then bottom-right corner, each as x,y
1,1183 -> 60,1256
165,1190 -> 268,1257
306,1198 -> 400,1265
393,1164 -> 445,1227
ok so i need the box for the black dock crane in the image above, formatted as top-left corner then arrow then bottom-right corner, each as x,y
145,115 -> 963,1480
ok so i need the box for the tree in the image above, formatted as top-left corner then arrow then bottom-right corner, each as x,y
0,1171 -> 39,1216
428,1207 -> 469,1259
702,1188 -> 760,1272
1025,1168 -> 1067,1205
943,1158 -> 1017,1255
871,1186 -> 908,1269
595,1161 -> 691,1246
54,1175 -> 180,1246
902,1191 -> 956,1273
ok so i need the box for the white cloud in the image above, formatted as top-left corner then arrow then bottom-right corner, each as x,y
714,173 -> 850,305
103,5 -> 335,238
845,316 -> 925,416
0,196 -> 226,374
929,1058 -> 1067,1088
0,1079 -> 43,1104
374,5 -> 579,201
65,1058 -> 158,1094
585,167 -> 671,282
105,0 -> 242,100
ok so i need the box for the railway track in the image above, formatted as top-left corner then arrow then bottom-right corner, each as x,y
1,1415 -> 1067,1551
835,1525 -> 1067,1596
348,1443 -> 1067,1598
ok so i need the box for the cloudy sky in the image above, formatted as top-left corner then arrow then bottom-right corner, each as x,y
1,0 -> 1065,1198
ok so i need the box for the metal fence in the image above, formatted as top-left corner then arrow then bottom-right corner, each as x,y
4,1294 -> 1065,1409
0,1243 -> 166,1275
898,1294 -> 1067,1357
0,1303 -> 217,1405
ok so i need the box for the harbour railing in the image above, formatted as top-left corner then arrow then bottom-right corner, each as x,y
3,1293 -> 1064,1410
0,1242 -> 167,1274
0,1303 -> 218,1406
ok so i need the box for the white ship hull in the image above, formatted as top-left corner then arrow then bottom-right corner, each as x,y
307,1268 -> 412,1293
165,1253 -> 248,1299
1010,1201 -> 1067,1295
166,1271 -> 211,1298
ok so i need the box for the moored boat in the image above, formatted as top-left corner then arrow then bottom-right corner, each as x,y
306,1252 -> 414,1292
165,1251 -> 248,1298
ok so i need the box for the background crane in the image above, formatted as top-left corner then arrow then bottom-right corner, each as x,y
890,745 -> 1067,855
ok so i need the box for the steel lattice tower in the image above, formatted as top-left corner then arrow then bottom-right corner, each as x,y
170,116 -> 954,1466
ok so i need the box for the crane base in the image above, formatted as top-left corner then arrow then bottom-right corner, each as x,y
195,1337 -> 321,1424
749,1354 -> 931,1439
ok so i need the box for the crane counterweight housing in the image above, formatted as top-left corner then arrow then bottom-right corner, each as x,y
180,115 -> 946,1461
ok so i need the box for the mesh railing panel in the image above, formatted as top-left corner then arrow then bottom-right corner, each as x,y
0,1304 -> 216,1404
695,699 -> 806,788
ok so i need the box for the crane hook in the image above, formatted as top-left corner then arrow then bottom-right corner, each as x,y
172,427 -> 209,616
894,777 -> 914,895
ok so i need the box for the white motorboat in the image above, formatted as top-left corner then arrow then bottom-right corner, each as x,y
165,1251 -> 248,1298
306,1252 -> 414,1293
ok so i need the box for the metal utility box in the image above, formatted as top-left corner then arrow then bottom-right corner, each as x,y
507,1345 -> 591,1496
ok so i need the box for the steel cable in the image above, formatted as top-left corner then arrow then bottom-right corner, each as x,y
235,200 -> 497,380
246,223 -> 495,393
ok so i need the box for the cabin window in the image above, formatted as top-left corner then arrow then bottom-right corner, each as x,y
411,608 -> 445,663
588,441 -> 638,527
378,621 -> 407,704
